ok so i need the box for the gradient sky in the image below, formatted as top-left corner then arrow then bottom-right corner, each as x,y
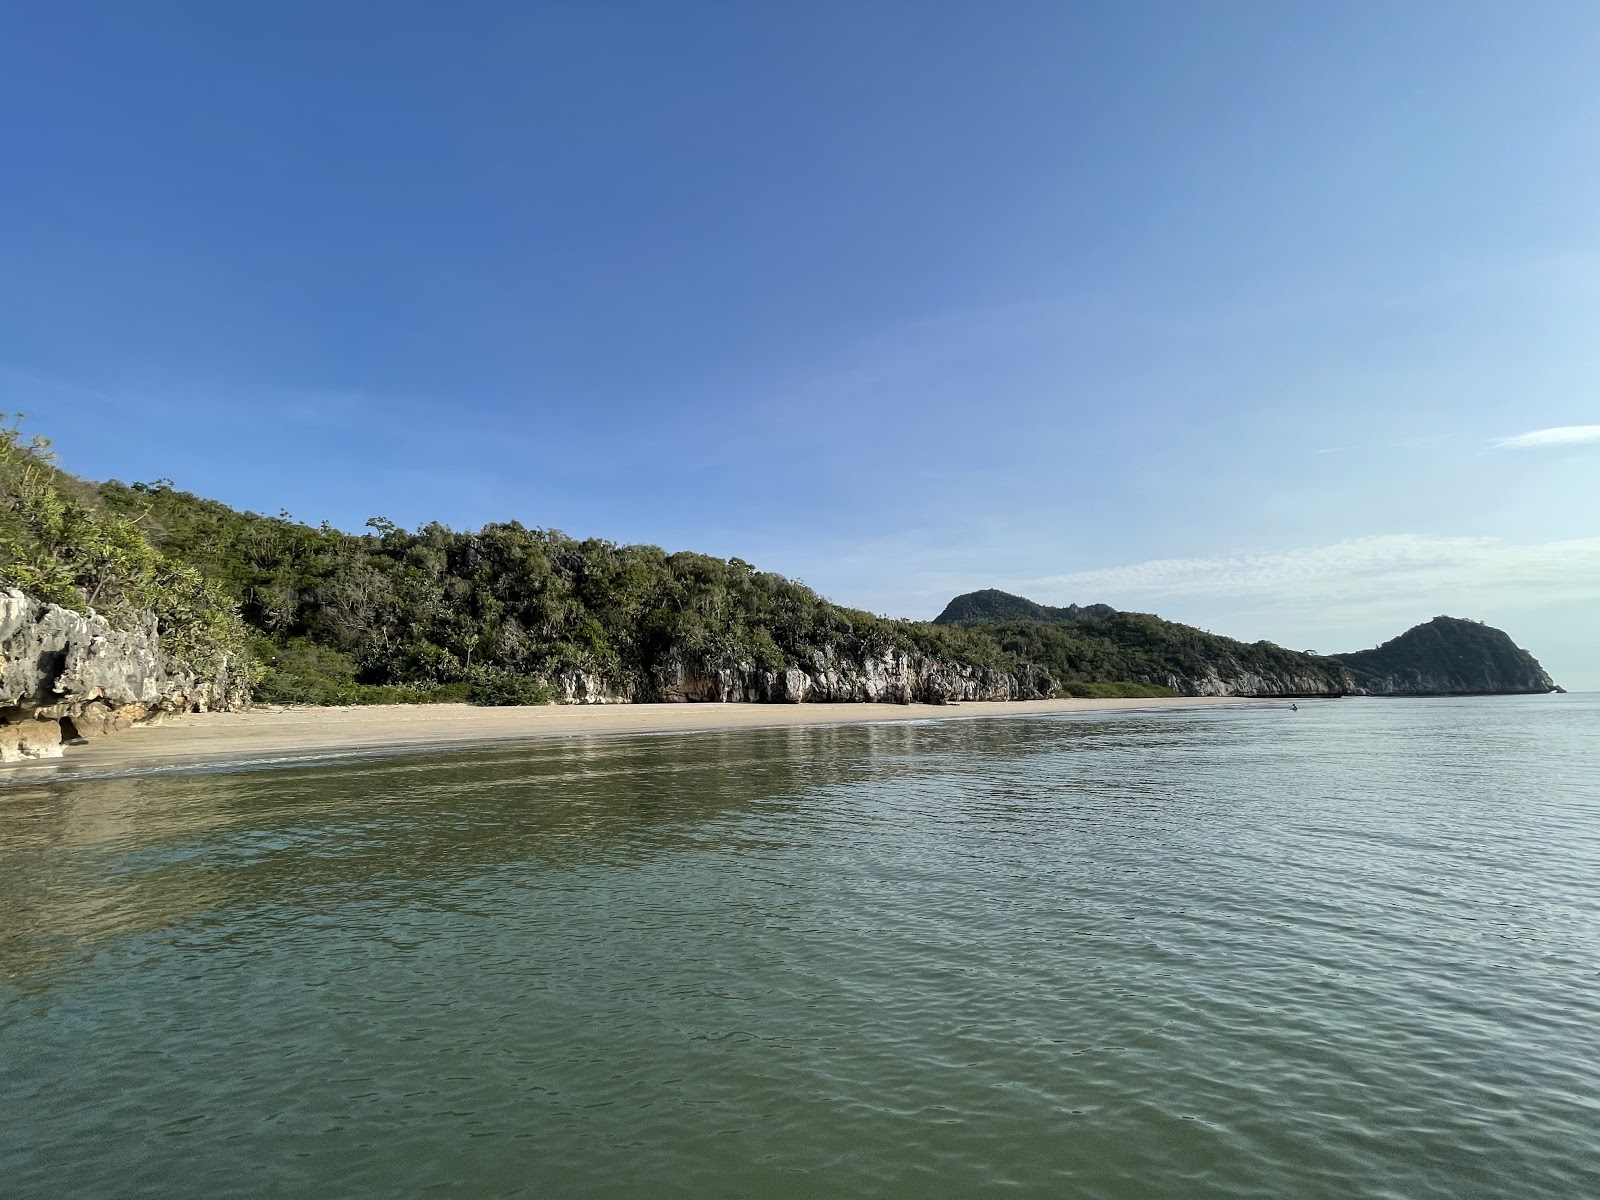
4,2 -> 1598,687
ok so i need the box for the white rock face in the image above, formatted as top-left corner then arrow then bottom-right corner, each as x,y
0,589 -> 246,762
552,671 -> 635,704
1161,666 -> 1357,697
650,646 -> 1055,706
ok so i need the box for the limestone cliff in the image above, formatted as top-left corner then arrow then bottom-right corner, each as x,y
1156,665 -> 1348,698
0,589 -> 248,762
546,648 -> 1055,706
652,646 -> 1055,705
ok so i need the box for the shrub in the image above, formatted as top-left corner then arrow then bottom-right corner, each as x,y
1058,681 -> 1178,699
469,673 -> 555,706
0,415 -> 258,682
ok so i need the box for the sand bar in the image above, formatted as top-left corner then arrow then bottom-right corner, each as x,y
1,696 -> 1258,781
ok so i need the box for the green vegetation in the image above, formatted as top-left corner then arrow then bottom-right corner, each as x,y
935,588 -> 1113,626
251,638 -> 474,706
1057,681 -> 1178,699
71,449 -> 1021,704
0,416 -> 256,680
976,611 -> 1346,694
16,418 -> 1536,707
1331,616 -> 1553,694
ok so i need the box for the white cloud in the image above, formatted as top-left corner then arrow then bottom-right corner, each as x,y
1027,534 -> 1600,617
1495,425 -> 1600,449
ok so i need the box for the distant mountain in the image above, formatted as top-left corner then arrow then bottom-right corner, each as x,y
936,590 -> 1560,698
1329,616 -> 1557,696
934,589 -> 1116,626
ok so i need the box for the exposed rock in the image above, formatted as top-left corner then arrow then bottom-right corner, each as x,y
1159,667 -> 1350,698
551,671 -> 634,704
0,589 -> 247,762
651,646 -> 1055,706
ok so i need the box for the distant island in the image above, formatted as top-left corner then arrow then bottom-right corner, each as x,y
0,418 -> 1559,762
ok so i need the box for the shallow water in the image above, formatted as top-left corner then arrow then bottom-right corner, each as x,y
3,695 -> 1598,1198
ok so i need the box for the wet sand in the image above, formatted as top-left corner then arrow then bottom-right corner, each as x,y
1,696 -> 1255,779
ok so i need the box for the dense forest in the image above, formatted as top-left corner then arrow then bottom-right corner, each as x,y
96,477 -> 1035,705
2,418 -> 1556,706
934,589 -> 1115,626
1334,615 -> 1555,695
966,612 -> 1349,694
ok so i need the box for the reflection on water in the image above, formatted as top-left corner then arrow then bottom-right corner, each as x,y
3,698 -> 1599,1199
1,723 -> 965,978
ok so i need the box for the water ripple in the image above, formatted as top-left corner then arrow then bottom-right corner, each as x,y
2,696 -> 1598,1198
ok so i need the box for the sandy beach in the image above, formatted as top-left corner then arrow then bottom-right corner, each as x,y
2,696 -> 1256,779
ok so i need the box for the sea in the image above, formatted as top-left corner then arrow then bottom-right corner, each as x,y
2,694 -> 1597,1199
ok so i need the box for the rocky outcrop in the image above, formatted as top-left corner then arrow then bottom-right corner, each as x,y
551,671 -> 635,704
0,589 -> 247,762
652,646 -> 1055,705
1159,666 -> 1350,698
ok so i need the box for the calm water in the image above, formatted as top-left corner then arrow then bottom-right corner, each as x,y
3,696 -> 1598,1198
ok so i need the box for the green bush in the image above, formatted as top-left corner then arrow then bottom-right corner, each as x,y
469,674 -> 555,706
253,638 -> 472,705
1058,681 -> 1178,699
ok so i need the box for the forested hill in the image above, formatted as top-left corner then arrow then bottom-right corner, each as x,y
1331,616 -> 1558,695
934,589 -> 1115,626
88,479 -> 1056,706
939,590 -> 1559,697
950,608 -> 1349,697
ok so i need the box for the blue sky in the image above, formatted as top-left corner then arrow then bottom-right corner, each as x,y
4,2 -> 1598,687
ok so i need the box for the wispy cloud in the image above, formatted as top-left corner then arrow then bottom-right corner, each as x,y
1495,424 -> 1600,449
1027,534 -> 1600,616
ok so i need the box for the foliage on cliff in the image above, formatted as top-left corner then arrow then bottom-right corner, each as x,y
972,611 -> 1349,694
1330,616 -> 1555,694
91,478 -> 1018,702
934,589 -> 1115,626
0,418 -> 256,679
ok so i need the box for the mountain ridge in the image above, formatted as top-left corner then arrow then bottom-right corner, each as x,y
934,589 -> 1557,698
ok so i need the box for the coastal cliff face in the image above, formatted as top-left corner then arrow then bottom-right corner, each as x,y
491,647 -> 1056,707
1158,666 -> 1347,698
652,647 -> 1055,705
0,589 -> 247,761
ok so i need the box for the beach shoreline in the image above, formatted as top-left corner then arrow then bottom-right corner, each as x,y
1,695 -> 1260,780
